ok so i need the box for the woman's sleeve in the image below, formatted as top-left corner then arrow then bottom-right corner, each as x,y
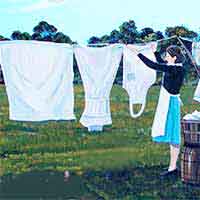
137,53 -> 175,73
154,51 -> 166,64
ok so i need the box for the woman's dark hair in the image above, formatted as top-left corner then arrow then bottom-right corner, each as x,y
166,45 -> 186,64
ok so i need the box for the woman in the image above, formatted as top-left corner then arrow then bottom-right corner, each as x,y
127,44 -> 186,177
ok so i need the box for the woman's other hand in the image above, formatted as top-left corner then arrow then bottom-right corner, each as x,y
150,43 -> 157,52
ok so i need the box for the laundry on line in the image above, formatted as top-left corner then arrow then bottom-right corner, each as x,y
0,39 -> 199,132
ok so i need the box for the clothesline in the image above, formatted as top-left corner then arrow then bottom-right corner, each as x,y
0,41 -> 199,130
85,35 -> 181,46
112,35 -> 200,79
1,37 -> 199,78
176,37 -> 200,78
1,36 -> 199,78
85,35 -> 199,73
73,35 -> 180,47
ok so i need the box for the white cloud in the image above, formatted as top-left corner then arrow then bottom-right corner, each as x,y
7,0 -> 32,3
48,0 -> 65,3
19,0 -> 66,12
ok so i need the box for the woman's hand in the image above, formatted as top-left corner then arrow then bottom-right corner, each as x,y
126,45 -> 139,54
150,43 -> 157,52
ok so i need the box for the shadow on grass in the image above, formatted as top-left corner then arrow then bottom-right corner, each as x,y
84,165 -> 200,199
0,123 -> 38,133
0,166 -> 200,200
0,171 -> 95,200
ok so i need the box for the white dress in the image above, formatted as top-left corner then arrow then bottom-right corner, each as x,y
74,44 -> 123,129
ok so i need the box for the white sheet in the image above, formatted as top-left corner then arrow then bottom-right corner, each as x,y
0,40 -> 75,121
194,80 -> 200,102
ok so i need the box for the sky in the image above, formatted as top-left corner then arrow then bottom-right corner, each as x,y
0,0 -> 200,44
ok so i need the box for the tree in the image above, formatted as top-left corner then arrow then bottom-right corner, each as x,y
86,20 -> 163,45
32,21 -> 72,43
11,31 -> 31,40
119,20 -> 139,44
33,21 -> 57,35
140,27 -> 154,39
109,30 -> 123,43
0,35 -> 10,41
88,36 -> 101,44
100,35 -> 110,43
165,26 -> 198,39
32,21 -> 57,41
31,32 -> 43,41
143,33 -> 158,42
53,32 -> 72,44
21,32 -> 31,40
11,31 -> 23,40
140,30 -> 164,43
156,31 -> 164,40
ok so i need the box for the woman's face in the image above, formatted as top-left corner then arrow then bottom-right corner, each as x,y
164,52 -> 176,64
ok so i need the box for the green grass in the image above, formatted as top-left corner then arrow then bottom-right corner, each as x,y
0,84 -> 200,199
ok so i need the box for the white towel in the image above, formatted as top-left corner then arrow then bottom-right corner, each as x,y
74,44 -> 123,127
194,80 -> 200,102
192,42 -> 200,102
183,110 -> 200,120
0,40 -> 75,121
123,43 -> 157,118
192,42 -> 200,65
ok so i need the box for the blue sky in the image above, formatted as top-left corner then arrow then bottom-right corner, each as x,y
0,0 -> 200,44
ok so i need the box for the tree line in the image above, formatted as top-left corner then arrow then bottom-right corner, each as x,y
0,20 -> 199,85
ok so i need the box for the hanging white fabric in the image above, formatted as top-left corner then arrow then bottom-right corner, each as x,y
194,80 -> 200,102
0,40 -> 75,121
74,44 -> 123,127
192,42 -> 200,65
192,42 -> 200,102
123,42 -> 157,118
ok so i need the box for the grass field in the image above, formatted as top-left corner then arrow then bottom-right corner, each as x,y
0,84 -> 200,199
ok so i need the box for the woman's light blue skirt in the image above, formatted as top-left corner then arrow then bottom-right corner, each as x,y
153,96 -> 181,145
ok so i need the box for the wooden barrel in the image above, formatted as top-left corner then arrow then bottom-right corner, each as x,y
181,120 -> 200,147
181,147 -> 200,185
